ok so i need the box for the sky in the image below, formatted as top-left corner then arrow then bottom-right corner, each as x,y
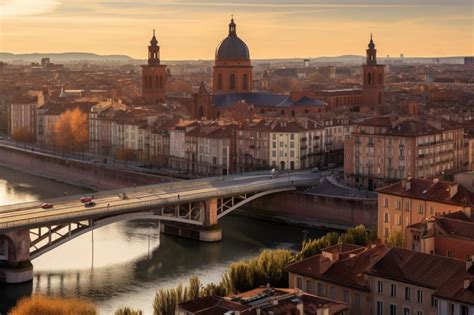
0,0 -> 473,60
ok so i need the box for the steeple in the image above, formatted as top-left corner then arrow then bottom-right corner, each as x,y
229,15 -> 236,36
148,29 -> 160,65
366,33 -> 377,65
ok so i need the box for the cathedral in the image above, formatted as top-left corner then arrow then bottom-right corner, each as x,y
140,19 -> 385,116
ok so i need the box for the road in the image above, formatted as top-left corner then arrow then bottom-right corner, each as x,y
0,171 -> 317,232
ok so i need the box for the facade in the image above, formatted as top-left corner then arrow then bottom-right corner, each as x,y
177,287 -> 348,315
213,18 -> 252,94
406,212 -> 474,261
141,30 -> 168,103
7,93 -> 44,140
362,35 -> 385,109
376,177 -> 474,244
287,244 -> 474,315
344,117 -> 465,190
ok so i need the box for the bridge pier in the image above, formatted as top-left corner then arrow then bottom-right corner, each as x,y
0,230 -> 33,284
200,198 -> 222,242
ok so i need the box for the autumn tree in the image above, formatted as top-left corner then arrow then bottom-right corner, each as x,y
9,295 -> 97,315
11,127 -> 35,144
54,107 -> 89,153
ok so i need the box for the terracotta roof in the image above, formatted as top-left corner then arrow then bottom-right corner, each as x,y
436,217 -> 474,240
285,244 -> 389,291
368,247 -> 466,289
434,269 -> 474,305
376,178 -> 474,207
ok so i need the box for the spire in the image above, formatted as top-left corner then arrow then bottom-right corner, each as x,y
229,15 -> 236,36
150,29 -> 158,46
368,33 -> 375,50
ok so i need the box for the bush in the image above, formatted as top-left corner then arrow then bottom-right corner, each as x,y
9,295 -> 96,315
115,307 -> 143,315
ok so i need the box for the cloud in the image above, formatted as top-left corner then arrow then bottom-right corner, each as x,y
0,0 -> 60,17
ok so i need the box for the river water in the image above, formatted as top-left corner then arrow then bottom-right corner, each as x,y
0,166 -> 325,314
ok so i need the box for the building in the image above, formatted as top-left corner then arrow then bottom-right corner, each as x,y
406,211 -> 474,261
344,116 -> 465,190
286,244 -> 474,315
7,92 -> 44,140
141,30 -> 168,103
286,243 -> 390,315
376,177 -> 474,244
177,287 -> 348,315
362,34 -> 385,109
213,17 -> 252,94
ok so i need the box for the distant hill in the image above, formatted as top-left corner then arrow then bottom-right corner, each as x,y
0,52 -> 467,65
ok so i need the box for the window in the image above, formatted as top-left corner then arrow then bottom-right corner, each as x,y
343,290 -> 350,303
405,287 -> 411,301
353,293 -> 361,309
447,250 -> 453,258
296,277 -> 302,289
390,304 -> 396,315
391,284 -> 397,297
384,198 -> 389,208
217,74 -> 223,90
242,74 -> 248,90
272,151 -> 276,158
417,290 -> 423,303
396,200 -> 401,210
330,286 -> 336,300
415,311 -> 422,315
377,301 -> 383,315
377,281 -> 384,294
229,74 -> 236,90
368,72 -> 372,85
431,295 -> 437,308
403,308 -> 410,315
317,283 -> 324,296
306,280 -> 315,294
384,212 -> 389,223
418,204 -> 424,215
160,75 -> 163,88
461,305 -> 469,315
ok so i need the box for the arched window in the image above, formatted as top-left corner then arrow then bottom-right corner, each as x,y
367,73 -> 372,85
379,73 -> 383,84
217,74 -> 223,91
155,75 -> 159,89
243,74 -> 248,90
229,74 -> 236,90
160,75 -> 163,88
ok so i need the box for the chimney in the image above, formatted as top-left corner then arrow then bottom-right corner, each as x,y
449,184 -> 459,199
466,255 -> 474,272
256,309 -> 261,315
464,278 -> 472,289
405,180 -> 411,191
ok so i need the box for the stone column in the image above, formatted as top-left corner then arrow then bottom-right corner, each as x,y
200,198 -> 222,242
0,230 -> 33,284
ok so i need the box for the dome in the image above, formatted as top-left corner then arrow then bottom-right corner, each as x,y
215,18 -> 250,61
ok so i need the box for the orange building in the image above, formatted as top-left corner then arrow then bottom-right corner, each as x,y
362,34 -> 385,109
376,177 -> 473,244
141,30 -> 167,103
213,18 -> 252,94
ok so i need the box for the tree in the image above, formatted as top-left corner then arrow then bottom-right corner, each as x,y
9,295 -> 96,315
11,127 -> 35,144
53,107 -> 88,153
387,230 -> 404,247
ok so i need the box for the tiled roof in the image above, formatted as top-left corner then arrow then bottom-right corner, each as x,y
376,178 -> 474,207
368,247 -> 466,289
212,92 -> 326,108
436,217 -> 474,240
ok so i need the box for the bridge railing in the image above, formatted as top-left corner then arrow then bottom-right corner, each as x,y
0,175 -> 315,231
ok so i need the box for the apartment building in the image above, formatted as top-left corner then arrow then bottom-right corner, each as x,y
236,119 -> 271,173
8,92 -> 44,140
376,177 -> 473,244
344,117 -> 465,190
286,244 -> 474,315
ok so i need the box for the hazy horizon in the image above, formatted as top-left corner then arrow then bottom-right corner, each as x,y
1,0 -> 473,60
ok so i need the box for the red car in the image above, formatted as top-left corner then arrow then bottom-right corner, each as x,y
41,203 -> 54,209
80,196 -> 93,203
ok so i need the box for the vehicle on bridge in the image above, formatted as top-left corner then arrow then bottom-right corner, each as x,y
41,203 -> 54,209
84,201 -> 96,208
80,196 -> 93,203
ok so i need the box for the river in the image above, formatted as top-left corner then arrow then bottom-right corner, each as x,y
0,166 -> 326,314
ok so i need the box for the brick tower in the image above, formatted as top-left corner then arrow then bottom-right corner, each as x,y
362,34 -> 385,108
141,30 -> 167,103
213,17 -> 253,94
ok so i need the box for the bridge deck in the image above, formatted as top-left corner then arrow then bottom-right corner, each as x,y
0,171 -> 317,232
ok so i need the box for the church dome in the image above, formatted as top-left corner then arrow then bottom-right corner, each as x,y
215,18 -> 250,61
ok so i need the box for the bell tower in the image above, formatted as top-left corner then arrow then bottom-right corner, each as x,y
141,30 -> 167,103
362,34 -> 385,108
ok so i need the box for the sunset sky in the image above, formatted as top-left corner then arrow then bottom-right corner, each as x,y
0,0 -> 472,60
